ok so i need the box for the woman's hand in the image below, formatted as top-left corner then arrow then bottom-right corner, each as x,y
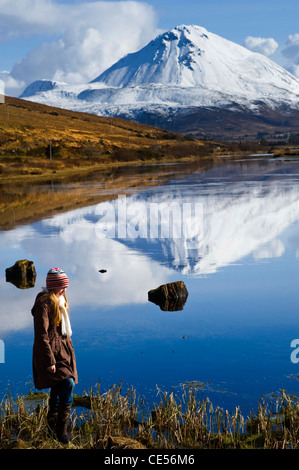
47,364 -> 56,374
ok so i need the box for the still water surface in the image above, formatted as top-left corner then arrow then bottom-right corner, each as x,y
1,156 -> 299,415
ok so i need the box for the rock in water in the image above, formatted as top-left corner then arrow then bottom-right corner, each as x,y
5,259 -> 36,289
148,281 -> 188,311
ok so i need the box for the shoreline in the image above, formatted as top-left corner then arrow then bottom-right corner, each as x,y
1,386 -> 298,450
1,144 -> 292,185
1,95 -> 295,231
0,154 -> 229,231
1,154 -> 198,184
0,150 -> 288,231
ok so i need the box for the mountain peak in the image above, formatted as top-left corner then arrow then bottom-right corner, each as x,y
19,24 -> 299,140
169,24 -> 209,36
160,24 -> 209,39
90,24 -> 299,94
90,24 -> 214,88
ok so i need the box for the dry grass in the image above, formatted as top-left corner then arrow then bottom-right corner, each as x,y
0,95 -> 275,231
1,384 -> 299,449
0,96 -> 226,183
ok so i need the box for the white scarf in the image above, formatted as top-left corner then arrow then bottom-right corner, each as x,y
59,296 -> 72,337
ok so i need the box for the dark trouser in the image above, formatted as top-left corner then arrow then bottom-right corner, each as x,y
49,377 -> 75,411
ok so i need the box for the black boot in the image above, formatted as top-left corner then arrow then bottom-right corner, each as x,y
56,404 -> 72,444
47,408 -> 58,435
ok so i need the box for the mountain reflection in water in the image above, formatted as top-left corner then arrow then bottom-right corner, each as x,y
1,156 -> 299,413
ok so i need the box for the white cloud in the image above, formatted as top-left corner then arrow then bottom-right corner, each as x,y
0,0 -> 63,40
0,71 -> 25,96
244,36 -> 279,56
281,33 -> 299,58
0,0 -> 158,96
281,33 -> 299,77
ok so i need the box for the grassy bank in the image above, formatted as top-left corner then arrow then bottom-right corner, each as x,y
0,96 -> 294,183
0,95 -> 229,230
1,384 -> 299,449
0,96 -> 227,182
0,95 -> 294,231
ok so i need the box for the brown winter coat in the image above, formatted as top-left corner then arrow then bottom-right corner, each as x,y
31,292 -> 78,390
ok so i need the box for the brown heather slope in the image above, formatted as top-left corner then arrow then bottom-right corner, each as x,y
0,96 -> 295,232
0,95 -> 232,229
0,95 -> 228,182
0,96 -> 296,230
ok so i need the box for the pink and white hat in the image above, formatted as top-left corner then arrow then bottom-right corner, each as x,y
46,268 -> 69,290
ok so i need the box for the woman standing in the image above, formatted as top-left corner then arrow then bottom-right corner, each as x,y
31,268 -> 78,444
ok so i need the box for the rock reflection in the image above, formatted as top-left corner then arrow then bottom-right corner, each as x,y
148,281 -> 189,311
148,296 -> 188,311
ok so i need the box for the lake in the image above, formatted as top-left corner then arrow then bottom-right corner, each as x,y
1,155 -> 299,416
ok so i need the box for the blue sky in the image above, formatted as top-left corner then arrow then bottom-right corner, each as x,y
1,0 -> 299,96
142,0 -> 299,42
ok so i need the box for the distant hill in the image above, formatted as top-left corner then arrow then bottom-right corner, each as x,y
0,95 -> 229,180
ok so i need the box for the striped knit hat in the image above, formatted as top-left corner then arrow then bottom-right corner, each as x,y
46,268 -> 69,290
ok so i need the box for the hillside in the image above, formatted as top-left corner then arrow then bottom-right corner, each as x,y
0,95 -> 233,230
0,96 -> 297,231
0,95 -> 226,182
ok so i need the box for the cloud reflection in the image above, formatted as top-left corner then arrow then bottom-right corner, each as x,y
1,164 -> 299,336
0,210 -> 172,336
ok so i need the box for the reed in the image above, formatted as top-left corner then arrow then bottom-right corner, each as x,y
1,385 -> 299,449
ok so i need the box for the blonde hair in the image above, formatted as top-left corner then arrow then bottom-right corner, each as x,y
46,290 -> 69,327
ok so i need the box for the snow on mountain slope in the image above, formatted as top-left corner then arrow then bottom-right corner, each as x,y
91,25 -> 299,97
20,80 -> 66,98
20,24 -> 299,118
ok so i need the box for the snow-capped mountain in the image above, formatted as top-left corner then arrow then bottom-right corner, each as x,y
20,25 -> 299,139
90,25 -> 299,101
